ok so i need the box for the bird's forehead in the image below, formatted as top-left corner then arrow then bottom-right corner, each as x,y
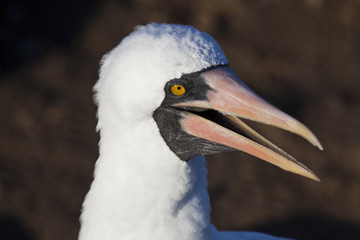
120,23 -> 228,79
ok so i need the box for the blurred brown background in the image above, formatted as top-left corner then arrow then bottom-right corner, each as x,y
1,0 -> 360,239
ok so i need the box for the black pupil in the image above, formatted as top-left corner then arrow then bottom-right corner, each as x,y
177,86 -> 182,90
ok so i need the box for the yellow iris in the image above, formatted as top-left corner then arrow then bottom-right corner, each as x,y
170,85 -> 186,96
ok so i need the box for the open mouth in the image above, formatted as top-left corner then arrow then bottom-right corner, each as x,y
178,107 -> 319,181
175,106 -> 318,180
171,66 -> 322,181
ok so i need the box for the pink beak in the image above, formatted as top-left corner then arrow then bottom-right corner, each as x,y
174,67 -> 322,181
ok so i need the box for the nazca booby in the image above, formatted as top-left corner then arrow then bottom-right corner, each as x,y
79,23 -> 322,240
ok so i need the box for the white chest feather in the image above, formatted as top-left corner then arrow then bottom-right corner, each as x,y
79,119 -> 212,240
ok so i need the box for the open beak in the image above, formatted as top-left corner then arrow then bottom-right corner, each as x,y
175,67 -> 322,181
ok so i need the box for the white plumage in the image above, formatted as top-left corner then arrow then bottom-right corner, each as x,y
79,23 -> 321,240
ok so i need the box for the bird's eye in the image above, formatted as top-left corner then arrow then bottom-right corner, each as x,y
170,84 -> 186,96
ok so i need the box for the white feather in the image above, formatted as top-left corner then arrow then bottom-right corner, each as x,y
79,23 -> 292,240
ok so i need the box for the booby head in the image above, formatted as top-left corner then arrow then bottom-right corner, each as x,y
95,23 -> 322,180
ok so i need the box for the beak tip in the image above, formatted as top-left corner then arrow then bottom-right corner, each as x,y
301,170 -> 320,182
317,143 -> 324,151
311,174 -> 321,182
313,139 -> 323,151
303,128 -> 323,151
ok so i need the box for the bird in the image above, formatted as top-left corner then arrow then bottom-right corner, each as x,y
78,23 -> 323,240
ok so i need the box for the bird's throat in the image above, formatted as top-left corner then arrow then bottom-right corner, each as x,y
79,120 -> 212,240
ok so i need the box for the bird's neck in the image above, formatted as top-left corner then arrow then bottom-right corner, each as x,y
79,119 -> 212,240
